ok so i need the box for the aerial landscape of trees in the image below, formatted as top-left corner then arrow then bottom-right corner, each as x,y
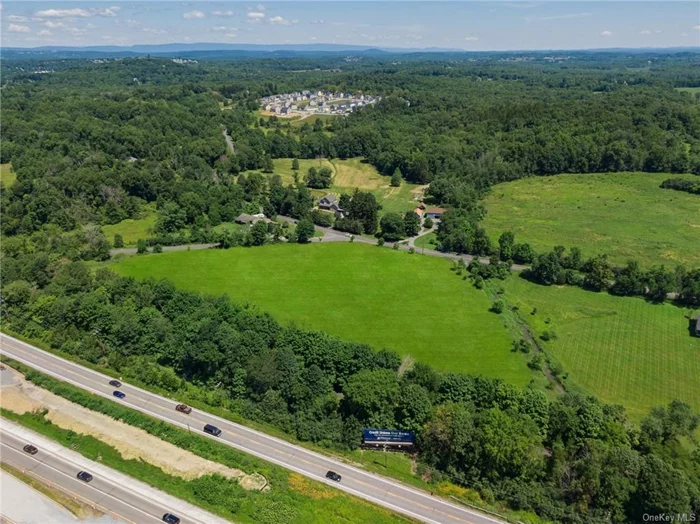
1,52 -> 699,523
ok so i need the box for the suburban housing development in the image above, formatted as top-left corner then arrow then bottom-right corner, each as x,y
260,90 -> 380,117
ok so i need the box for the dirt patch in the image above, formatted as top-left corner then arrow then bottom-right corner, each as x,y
0,368 -> 267,490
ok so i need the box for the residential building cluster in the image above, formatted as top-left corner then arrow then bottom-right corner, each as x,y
260,90 -> 380,117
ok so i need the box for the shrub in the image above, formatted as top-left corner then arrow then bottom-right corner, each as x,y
490,300 -> 505,314
153,244 -> 163,253
113,234 -> 124,248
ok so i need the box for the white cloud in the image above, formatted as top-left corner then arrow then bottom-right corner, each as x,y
269,16 -> 294,26
38,29 -> 53,36
311,36 -> 317,40
116,19 -> 141,28
309,19 -> 324,25
64,27 -> 87,35
92,6 -> 120,17
464,36 -> 480,41
8,14 -> 28,22
256,4 -> 266,12
247,12 -> 265,22
211,10 -> 235,17
9,23 -> 30,33
640,29 -> 652,35
600,30 -> 612,37
225,33 -> 237,38
143,27 -> 167,35
35,8 -> 91,18
183,10 -> 206,20
42,21 -> 65,28
526,12 -> 591,22
693,25 -> 700,31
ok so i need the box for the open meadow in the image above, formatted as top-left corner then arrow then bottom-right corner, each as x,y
482,172 -> 700,267
0,163 -> 16,187
248,158 -> 423,215
504,275 -> 700,419
102,205 -> 157,247
112,243 -> 532,386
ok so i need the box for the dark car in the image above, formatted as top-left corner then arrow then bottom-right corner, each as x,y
203,424 -> 222,437
325,471 -> 342,482
175,404 -> 192,414
77,471 -> 93,483
113,390 -> 126,399
109,379 -> 122,388
23,444 -> 38,455
162,513 -> 181,524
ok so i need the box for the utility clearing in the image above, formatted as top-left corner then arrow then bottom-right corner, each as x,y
0,366 -> 267,490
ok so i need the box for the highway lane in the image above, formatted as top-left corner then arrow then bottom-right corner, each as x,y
0,424 -> 222,524
1,334 -> 504,524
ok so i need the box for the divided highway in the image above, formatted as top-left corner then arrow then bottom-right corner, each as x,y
0,334 -> 504,524
0,420 -> 228,524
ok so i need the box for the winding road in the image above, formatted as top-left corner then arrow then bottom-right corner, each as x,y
1,334 -> 505,524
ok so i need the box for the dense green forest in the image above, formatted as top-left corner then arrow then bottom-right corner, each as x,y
2,54 -> 700,239
2,53 -> 700,523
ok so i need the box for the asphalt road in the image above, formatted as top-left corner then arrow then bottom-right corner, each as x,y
277,216 -> 529,271
1,334 -> 504,524
0,422 -> 227,524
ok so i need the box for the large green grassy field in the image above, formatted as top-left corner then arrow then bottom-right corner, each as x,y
504,276 -> 700,419
112,243 -> 532,386
246,158 -> 423,216
482,172 -> 700,267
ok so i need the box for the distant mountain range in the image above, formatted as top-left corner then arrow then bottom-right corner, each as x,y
3,42 -> 699,60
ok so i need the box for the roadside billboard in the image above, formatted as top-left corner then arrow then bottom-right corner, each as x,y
362,428 -> 415,447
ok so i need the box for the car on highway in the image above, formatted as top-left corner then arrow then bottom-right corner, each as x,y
113,390 -> 126,399
203,423 -> 222,436
325,470 -> 342,482
162,513 -> 181,524
23,444 -> 38,455
175,404 -> 192,414
109,379 -> 122,387
77,471 -> 93,483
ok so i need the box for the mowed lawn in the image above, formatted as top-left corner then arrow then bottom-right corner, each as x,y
113,243 -> 531,385
504,276 -> 700,419
482,172 -> 700,267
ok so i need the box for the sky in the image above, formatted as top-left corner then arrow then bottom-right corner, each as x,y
2,1 -> 699,51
